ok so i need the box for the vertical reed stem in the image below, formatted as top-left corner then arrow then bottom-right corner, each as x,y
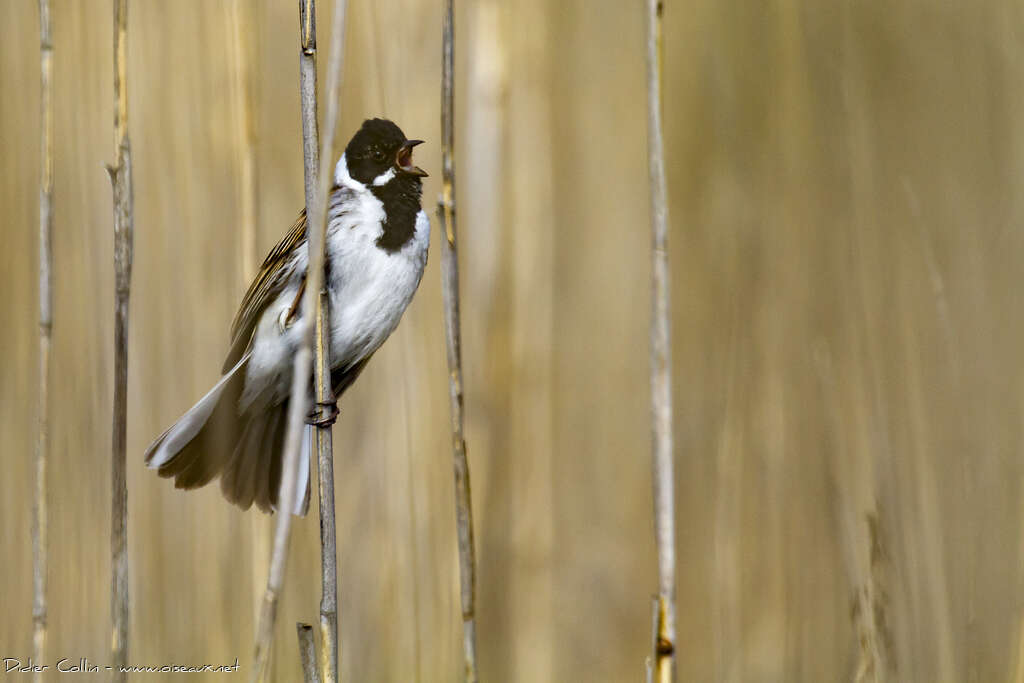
33,2 -> 53,679
297,1 -> 341,680
438,2 -> 479,680
297,622 -> 322,683
107,0 -> 134,679
645,0 -> 677,681
314,283 -> 338,682
250,1 -> 347,680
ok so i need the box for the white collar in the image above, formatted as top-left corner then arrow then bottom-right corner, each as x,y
334,153 -> 369,192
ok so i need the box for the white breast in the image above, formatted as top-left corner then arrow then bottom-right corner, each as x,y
325,179 -> 430,370
241,157 -> 429,409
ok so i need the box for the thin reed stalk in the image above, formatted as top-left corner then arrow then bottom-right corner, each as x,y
107,0 -> 134,679
314,282 -> 338,683
297,1 -> 341,680
644,0 -> 677,681
438,2 -> 479,680
297,623 -> 322,683
249,1 -> 347,680
32,1 -> 53,680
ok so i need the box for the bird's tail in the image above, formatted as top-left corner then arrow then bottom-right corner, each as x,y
219,401 -> 311,515
144,353 -> 310,516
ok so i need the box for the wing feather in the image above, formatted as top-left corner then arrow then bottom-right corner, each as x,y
222,210 -> 308,372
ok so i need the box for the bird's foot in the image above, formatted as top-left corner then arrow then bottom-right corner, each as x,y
307,400 -> 339,428
276,308 -> 291,334
277,282 -> 307,334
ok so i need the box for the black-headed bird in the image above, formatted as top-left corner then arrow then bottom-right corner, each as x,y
144,118 -> 429,515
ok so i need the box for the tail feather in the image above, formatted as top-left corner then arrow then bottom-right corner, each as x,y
252,402 -> 283,513
268,419 -> 284,511
259,400 -> 311,516
220,407 -> 270,510
144,354 -> 250,484
294,426 -> 312,515
230,401 -> 280,514
166,376 -> 244,489
145,353 -> 311,516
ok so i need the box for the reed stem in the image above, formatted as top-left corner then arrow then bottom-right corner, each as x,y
107,0 -> 135,679
438,2 -> 480,679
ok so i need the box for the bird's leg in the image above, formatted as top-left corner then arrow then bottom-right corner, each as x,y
307,400 -> 339,427
286,278 -> 307,325
276,278 -> 307,333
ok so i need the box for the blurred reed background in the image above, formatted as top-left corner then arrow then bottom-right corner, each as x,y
3,0 -> 1024,681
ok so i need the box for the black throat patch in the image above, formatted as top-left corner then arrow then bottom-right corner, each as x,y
370,175 -> 423,253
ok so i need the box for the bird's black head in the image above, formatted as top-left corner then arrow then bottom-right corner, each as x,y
344,118 -> 428,187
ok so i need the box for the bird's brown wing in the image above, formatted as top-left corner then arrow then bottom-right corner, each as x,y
222,209 -> 308,373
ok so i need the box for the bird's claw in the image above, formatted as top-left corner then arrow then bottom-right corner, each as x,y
307,400 -> 339,428
276,308 -> 291,334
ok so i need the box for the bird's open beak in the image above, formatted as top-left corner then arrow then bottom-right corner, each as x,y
395,139 -> 428,177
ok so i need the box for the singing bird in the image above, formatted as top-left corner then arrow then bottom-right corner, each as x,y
144,118 -> 430,515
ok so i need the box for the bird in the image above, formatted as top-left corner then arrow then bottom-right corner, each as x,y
144,118 -> 430,515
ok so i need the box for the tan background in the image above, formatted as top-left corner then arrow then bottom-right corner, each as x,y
4,0 -> 1024,681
